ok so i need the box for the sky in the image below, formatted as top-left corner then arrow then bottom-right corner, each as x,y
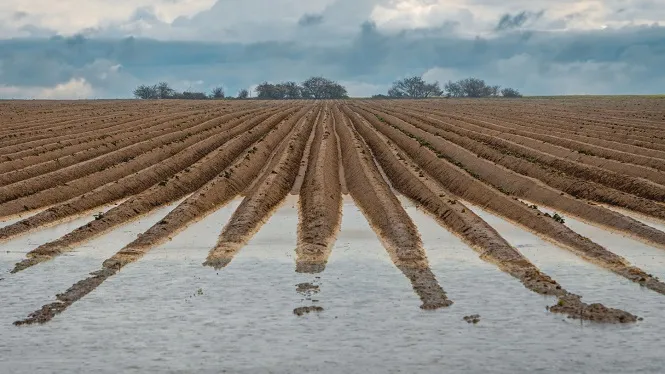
1,0 -> 664,98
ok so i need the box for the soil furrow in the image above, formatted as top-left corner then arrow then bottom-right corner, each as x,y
0,101 -> 200,133
359,105 -> 665,249
14,106 -> 313,325
0,108 -> 267,200
353,105 -> 665,297
334,105 -> 452,310
344,105 -> 638,323
467,111 -> 665,151
439,104 -> 665,145
0,108 -> 284,219
1,107 -> 297,247
387,105 -> 665,197
0,108 -> 172,141
0,109 -> 240,177
368,105 -> 665,221
0,102 -> 222,144
426,108 -> 665,171
8,106 -> 309,274
0,108 -> 218,157
294,107 -> 343,273
204,107 -> 320,268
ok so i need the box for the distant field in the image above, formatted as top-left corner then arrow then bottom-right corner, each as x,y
2,97 -> 665,326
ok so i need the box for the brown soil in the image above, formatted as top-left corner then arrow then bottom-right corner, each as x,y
204,106 -> 320,268
350,104 -> 665,297
335,105 -> 452,310
15,105 -> 313,324
0,107 -> 266,202
293,306 -> 324,316
463,315 -> 481,324
6,98 -> 664,326
343,105 -> 637,321
9,106 -> 305,273
379,104 -> 665,203
295,106 -> 343,273
365,105 -> 665,234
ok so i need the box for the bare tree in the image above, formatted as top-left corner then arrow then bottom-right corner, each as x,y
255,82 -> 286,99
423,82 -> 443,98
490,85 -> 501,97
501,87 -> 522,98
237,89 -> 249,99
458,78 -> 489,98
156,82 -> 175,99
444,81 -> 463,98
301,77 -> 348,99
277,81 -> 302,99
173,91 -> 208,100
133,84 -> 159,99
388,76 -> 442,98
444,78 -> 512,98
211,86 -> 225,99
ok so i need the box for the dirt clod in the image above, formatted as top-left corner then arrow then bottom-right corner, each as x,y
293,306 -> 324,316
463,315 -> 481,324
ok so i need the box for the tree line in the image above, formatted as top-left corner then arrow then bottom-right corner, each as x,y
133,77 -> 347,100
255,77 -> 348,99
133,76 -> 522,100
374,76 -> 522,99
133,82 -> 241,100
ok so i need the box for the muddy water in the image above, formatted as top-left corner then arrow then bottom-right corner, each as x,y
1,197 -> 665,373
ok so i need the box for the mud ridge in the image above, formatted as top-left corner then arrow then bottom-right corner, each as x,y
384,104 -> 665,202
373,105 -> 665,225
423,106 -> 665,171
357,105 -> 665,250
344,105 -> 640,322
352,105 -> 665,298
335,105 -> 452,310
295,107 -> 343,273
0,108 -> 265,202
8,107 -> 304,273
203,106 -> 320,268
0,103 -> 210,147
0,108 -> 215,160
14,106 -> 314,324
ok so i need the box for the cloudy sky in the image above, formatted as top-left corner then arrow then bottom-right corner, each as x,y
1,0 -> 664,98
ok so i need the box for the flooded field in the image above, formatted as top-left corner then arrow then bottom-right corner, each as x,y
2,98 -> 665,372
2,198 -> 665,373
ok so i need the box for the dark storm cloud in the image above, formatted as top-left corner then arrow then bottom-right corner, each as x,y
2,23 -> 665,97
495,10 -> 545,31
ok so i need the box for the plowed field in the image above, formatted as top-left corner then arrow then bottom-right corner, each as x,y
2,98 -> 665,329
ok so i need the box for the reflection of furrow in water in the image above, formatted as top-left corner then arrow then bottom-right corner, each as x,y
7,108 -> 297,274
334,105 -> 452,310
354,104 -> 665,299
14,106 -> 314,325
344,104 -> 639,322
204,106 -> 320,269
295,106 -> 343,273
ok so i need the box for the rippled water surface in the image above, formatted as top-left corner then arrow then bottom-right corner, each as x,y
1,198 -> 665,373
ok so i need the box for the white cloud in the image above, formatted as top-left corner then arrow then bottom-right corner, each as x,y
0,0 -> 217,37
2,0 -> 665,40
0,78 -> 95,99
